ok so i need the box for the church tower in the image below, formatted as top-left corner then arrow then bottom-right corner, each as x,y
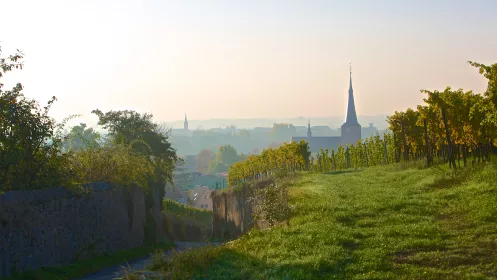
341,64 -> 361,146
184,114 -> 189,131
307,119 -> 312,138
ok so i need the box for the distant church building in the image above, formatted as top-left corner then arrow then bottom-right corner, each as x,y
292,67 -> 361,153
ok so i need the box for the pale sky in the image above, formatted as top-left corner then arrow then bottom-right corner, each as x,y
1,0 -> 496,125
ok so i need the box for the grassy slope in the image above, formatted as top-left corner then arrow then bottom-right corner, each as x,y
167,163 -> 497,279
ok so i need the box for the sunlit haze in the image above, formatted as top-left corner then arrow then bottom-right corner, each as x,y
1,0 -> 496,126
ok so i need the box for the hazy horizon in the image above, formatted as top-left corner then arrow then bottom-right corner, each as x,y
2,0 -> 496,125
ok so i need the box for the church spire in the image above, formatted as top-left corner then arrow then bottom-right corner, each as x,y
184,113 -> 189,130
307,119 -> 312,138
345,63 -> 359,125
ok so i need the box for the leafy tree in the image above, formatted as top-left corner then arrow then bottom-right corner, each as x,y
62,123 -> 101,152
92,109 -> 178,187
0,46 -> 69,191
173,157 -> 194,188
214,145 -> 240,166
196,149 -> 215,173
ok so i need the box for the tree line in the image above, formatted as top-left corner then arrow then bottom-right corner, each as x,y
227,60 -> 497,184
0,46 -> 178,193
387,61 -> 497,168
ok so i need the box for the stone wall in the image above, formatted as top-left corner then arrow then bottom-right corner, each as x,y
0,184 -> 164,277
212,180 -> 272,240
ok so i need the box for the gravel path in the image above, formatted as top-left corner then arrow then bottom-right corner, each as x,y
77,242 -> 219,280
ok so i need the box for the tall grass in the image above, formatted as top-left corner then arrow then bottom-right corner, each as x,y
144,161 -> 497,279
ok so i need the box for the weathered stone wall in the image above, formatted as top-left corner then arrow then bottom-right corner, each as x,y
0,184 -> 164,277
212,180 -> 271,240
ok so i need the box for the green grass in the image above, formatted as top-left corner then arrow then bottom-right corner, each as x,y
2,242 -> 173,280
163,199 -> 212,225
152,162 -> 497,279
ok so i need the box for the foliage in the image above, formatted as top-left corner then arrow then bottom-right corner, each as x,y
302,61 -> 497,173
227,140 -> 310,186
0,46 -> 70,191
307,133 -> 395,172
250,179 -> 292,228
385,61 -> 497,168
162,198 -> 212,223
143,162 -> 497,279
61,123 -> 101,152
195,149 -> 215,173
148,245 -> 222,279
214,145 -> 240,166
67,142 -> 155,188
92,109 -> 178,194
207,145 -> 241,174
0,45 -> 178,193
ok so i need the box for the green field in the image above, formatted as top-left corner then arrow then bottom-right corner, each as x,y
153,161 -> 497,279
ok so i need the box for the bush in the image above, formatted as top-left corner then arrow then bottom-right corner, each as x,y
251,179 -> 292,227
67,142 -> 154,188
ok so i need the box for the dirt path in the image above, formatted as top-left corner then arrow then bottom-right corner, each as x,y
77,242 -> 219,280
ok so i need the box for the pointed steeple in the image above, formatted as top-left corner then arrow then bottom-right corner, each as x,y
307,119 -> 312,138
345,63 -> 359,125
184,113 -> 189,130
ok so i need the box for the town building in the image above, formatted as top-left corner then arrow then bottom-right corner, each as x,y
190,185 -> 213,210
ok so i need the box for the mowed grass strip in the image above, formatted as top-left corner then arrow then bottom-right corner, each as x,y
155,162 -> 497,279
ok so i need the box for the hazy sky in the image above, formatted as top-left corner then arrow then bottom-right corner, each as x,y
1,0 -> 496,125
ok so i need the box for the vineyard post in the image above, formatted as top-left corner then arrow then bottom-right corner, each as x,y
484,128 -> 491,161
317,154 -> 321,172
441,108 -> 455,169
423,118 -> 430,167
364,142 -> 369,167
383,134 -> 388,165
345,146 -> 350,168
332,149 -> 336,171
401,122 -> 409,162
393,132 -> 399,163
359,149 -> 363,167
456,145 -> 461,168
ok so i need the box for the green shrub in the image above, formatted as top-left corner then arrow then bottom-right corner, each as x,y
250,179 -> 292,228
67,142 -> 154,189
